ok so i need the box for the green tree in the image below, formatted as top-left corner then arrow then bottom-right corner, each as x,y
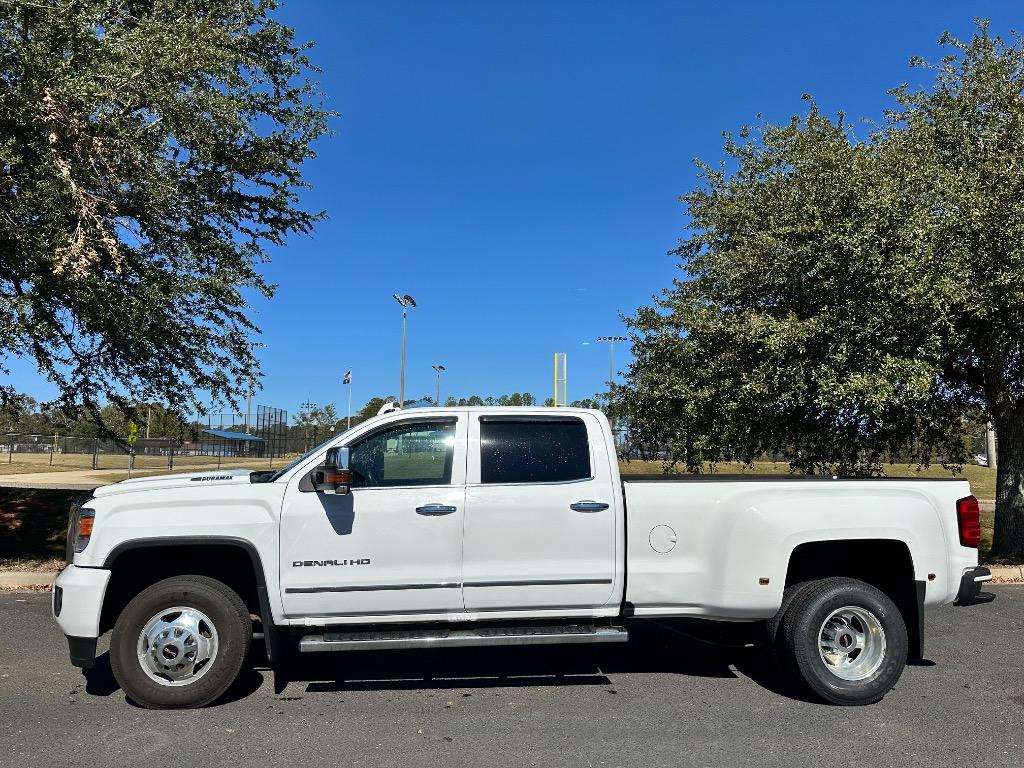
351,396 -> 393,426
616,22 -> 1024,560
142,403 -> 189,440
443,393 -> 537,407
293,403 -> 339,430
0,392 -> 36,432
570,393 -> 607,411
0,0 -> 330,433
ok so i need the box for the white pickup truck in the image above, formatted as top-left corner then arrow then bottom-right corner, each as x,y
52,407 -> 992,708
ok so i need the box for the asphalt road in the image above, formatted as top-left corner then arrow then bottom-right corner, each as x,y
1,587 -> 1021,768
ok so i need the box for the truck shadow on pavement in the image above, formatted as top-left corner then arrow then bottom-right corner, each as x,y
81,620 -> 820,706
269,620 -> 818,704
83,652 -> 266,706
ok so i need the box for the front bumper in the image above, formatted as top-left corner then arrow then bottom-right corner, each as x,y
52,565 -> 111,668
954,566 -> 995,606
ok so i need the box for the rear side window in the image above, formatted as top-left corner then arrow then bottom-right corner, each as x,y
480,418 -> 591,484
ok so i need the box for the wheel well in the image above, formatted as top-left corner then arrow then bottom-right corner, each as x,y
100,543 -> 263,635
785,538 -> 923,659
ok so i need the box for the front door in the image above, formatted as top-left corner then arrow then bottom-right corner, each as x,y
279,415 -> 467,620
462,413 -> 618,613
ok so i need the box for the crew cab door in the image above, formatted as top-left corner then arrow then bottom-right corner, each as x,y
462,413 -> 618,613
279,414 -> 467,619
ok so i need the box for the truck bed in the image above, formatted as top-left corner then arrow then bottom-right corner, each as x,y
620,474 -> 974,619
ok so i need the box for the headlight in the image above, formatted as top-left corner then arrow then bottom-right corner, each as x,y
66,505 -> 96,561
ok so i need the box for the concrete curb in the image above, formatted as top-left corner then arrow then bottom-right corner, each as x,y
0,571 -> 57,588
988,565 -> 1024,583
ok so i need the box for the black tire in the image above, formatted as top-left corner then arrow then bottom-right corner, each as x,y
779,577 -> 908,706
110,575 -> 252,709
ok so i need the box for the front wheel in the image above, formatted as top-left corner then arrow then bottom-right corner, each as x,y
110,575 -> 252,709
779,577 -> 908,706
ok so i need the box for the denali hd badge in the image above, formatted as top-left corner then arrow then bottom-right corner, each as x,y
293,558 -> 371,567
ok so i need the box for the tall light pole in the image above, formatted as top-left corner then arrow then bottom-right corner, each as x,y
597,335 -> 627,448
392,293 -> 416,407
300,398 -> 315,451
596,336 -> 627,390
243,341 -> 266,433
432,364 -> 446,406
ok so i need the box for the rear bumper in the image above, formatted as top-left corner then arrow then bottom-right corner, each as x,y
954,566 -> 994,606
52,565 -> 111,667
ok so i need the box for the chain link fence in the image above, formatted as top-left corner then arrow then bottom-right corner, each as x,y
0,429 -> 306,473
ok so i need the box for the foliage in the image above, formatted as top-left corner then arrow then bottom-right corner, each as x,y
351,396 -> 393,424
293,403 -> 338,429
443,392 -> 538,407
0,0 -> 331,436
570,392 -> 609,411
616,21 -> 1024,559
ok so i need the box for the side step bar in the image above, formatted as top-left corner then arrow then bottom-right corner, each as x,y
300,624 -> 629,653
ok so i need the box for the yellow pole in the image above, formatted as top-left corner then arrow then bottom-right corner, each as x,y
553,353 -> 567,406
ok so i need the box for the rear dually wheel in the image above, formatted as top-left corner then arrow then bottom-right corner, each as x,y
779,577 -> 908,705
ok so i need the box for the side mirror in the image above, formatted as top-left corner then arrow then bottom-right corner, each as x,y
312,446 -> 351,495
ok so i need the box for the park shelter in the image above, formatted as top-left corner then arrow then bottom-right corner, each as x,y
197,428 -> 266,458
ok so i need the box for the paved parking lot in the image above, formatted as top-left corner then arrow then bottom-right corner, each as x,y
1,587 -> 1021,768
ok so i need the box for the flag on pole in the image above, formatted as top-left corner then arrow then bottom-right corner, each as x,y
342,370 -> 352,385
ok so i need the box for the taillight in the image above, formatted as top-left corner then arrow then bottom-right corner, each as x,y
956,496 -> 981,548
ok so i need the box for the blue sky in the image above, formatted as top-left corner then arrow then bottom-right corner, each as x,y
8,1 -> 1020,419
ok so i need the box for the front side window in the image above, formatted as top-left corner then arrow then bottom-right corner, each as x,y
480,418 -> 591,484
349,420 -> 456,488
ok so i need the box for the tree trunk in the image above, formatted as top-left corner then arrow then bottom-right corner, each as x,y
989,415 -> 1024,562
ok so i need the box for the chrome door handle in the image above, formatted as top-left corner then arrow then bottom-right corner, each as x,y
416,504 -> 457,515
570,501 -> 609,512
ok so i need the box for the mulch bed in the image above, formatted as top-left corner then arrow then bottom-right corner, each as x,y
0,488 -> 89,562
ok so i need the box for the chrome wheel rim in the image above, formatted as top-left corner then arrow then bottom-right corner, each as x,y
137,606 -> 219,686
817,605 -> 886,681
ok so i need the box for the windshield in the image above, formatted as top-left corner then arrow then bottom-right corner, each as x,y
259,433 -> 341,483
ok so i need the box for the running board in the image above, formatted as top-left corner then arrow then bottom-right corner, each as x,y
299,624 -> 629,653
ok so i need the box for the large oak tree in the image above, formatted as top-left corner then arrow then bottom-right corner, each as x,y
0,0 -> 329,429
617,22 -> 1024,560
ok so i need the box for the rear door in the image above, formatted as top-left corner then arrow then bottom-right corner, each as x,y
461,413 -> 618,613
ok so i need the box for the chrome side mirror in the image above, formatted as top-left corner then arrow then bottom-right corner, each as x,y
312,446 -> 351,495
